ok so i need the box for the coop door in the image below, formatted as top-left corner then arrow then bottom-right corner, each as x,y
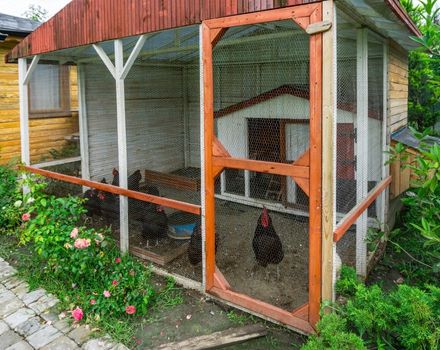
285,122 -> 309,207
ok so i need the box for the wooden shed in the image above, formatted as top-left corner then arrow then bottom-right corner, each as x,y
6,0 -> 420,334
0,13 -> 79,164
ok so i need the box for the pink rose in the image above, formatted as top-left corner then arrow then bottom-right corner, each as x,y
112,280 -> 118,286
70,227 -> 79,238
103,290 -> 111,298
125,305 -> 136,315
22,213 -> 30,221
74,238 -> 91,249
72,307 -> 83,321
90,299 -> 96,305
115,257 -> 121,264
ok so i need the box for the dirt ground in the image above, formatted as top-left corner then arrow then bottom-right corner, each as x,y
135,276 -> 307,349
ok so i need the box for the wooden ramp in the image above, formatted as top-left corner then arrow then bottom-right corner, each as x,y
154,324 -> 267,350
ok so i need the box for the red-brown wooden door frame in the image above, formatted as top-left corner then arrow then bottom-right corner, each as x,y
202,3 -> 322,334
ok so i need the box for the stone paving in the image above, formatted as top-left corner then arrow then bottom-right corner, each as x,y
0,257 -> 129,350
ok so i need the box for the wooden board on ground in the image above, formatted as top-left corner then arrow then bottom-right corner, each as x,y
154,324 -> 267,350
117,240 -> 189,266
144,169 -> 200,191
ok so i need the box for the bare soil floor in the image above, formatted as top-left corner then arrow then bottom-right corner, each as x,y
90,191 -> 357,313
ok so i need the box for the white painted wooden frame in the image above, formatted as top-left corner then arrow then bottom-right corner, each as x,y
380,42 -> 389,229
355,28 -> 369,277
93,35 -> 146,253
199,24 -> 207,289
77,64 -> 90,190
18,56 -> 40,166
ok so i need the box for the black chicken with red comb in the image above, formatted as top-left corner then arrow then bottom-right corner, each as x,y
252,207 -> 284,276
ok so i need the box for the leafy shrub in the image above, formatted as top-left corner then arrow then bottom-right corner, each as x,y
0,164 -> 24,234
301,313 -> 366,350
0,166 -> 181,323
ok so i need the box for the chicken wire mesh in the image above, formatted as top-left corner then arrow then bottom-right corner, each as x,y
209,20 -> 312,310
215,169 -> 309,311
336,13 -> 358,221
120,27 -> 202,281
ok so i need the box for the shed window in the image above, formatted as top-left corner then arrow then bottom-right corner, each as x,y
29,64 -> 71,118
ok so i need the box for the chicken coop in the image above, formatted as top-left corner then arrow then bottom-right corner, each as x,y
7,0 -> 419,334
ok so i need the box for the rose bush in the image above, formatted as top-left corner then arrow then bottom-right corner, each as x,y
0,167 -> 178,325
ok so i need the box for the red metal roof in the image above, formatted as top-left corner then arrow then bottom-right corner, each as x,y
5,0 -> 420,63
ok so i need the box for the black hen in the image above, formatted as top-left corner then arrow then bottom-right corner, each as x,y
188,219 -> 219,266
141,186 -> 168,246
111,169 -> 142,191
83,178 -> 107,217
252,207 -> 284,273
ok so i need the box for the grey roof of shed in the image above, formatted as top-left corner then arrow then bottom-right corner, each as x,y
0,13 -> 40,36
392,127 -> 440,150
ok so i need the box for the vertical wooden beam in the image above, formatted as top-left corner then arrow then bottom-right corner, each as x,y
114,39 -> 129,253
380,42 -> 389,229
308,7 -> 323,327
18,58 -> 31,166
199,24 -> 208,289
77,64 -> 90,187
321,0 -> 335,304
202,23 -> 216,290
356,28 -> 369,277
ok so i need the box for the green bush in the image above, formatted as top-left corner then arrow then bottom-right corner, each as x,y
0,166 -> 180,324
0,164 -> 24,234
301,313 -> 366,350
303,267 -> 440,349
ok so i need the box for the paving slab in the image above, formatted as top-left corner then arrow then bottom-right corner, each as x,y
4,340 -> 33,350
26,325 -> 61,349
82,336 -> 115,350
0,298 -> 25,318
0,330 -> 23,350
29,294 -> 58,314
21,289 -> 46,306
15,316 -> 44,337
68,325 -> 93,345
4,308 -> 35,329
41,335 -> 79,350
0,320 -> 9,336
10,283 -> 30,299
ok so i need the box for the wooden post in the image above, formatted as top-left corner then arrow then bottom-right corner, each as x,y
202,22 -> 216,290
321,0 -> 335,304
114,39 -> 130,253
199,24 -> 208,289
18,56 -> 40,166
380,42 -> 389,229
94,35 -> 147,253
356,28 -> 369,277
309,9 -> 323,327
77,64 -> 90,188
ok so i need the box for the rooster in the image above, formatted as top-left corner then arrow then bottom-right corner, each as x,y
252,207 -> 284,279
140,186 -> 168,247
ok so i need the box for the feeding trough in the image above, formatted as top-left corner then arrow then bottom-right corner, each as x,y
167,212 -> 199,240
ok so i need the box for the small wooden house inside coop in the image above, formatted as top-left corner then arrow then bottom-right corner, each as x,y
6,0 -> 419,334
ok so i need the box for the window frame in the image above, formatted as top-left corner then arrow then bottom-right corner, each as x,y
28,63 -> 72,119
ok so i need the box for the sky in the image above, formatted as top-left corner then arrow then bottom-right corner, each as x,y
1,0 -> 72,19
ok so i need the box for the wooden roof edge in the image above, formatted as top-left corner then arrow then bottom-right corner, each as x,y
5,0 -> 421,63
384,0 -> 422,38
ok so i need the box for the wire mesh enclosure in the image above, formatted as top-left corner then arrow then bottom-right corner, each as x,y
16,1 -> 395,333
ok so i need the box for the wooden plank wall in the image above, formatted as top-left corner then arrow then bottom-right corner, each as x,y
84,63 -> 185,182
0,36 -> 79,164
387,40 -> 408,133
